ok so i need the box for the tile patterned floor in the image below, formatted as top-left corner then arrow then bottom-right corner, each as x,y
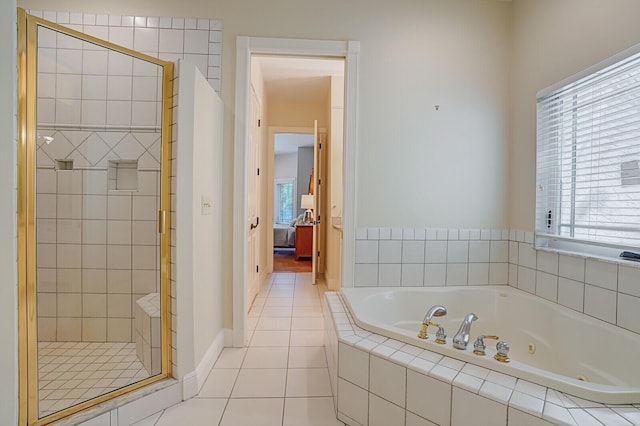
133,272 -> 345,426
38,341 -> 149,417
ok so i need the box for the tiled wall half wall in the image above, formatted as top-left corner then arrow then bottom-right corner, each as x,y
355,228 -> 640,335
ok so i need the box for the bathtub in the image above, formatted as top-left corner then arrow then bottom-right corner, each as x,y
340,285 -> 640,404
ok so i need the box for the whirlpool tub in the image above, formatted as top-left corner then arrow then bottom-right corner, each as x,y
339,285 -> 640,404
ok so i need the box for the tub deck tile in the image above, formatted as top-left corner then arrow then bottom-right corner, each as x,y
453,372 -> 484,394
429,364 -> 459,384
479,381 -> 512,405
400,343 -> 423,357
586,407 -> 633,425
568,408 -> 606,426
416,350 -> 443,364
408,358 -> 436,376
486,370 -> 517,389
353,339 -> 378,352
612,407 -> 640,425
438,356 -> 465,372
515,379 -> 548,400
389,350 -> 415,367
370,345 -> 395,358
339,334 -> 361,345
461,363 -> 491,380
509,390 -> 545,417
564,393 -> 606,409
543,402 -> 578,426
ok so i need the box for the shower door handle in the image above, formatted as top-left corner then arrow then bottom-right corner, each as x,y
158,210 -> 167,234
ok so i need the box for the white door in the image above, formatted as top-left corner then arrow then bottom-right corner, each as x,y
247,88 -> 261,308
312,121 -> 319,284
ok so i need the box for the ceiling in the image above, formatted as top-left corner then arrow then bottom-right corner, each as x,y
254,55 -> 344,103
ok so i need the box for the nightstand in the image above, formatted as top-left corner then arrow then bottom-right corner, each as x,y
295,224 -> 313,260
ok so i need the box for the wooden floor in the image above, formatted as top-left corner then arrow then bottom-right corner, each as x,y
273,249 -> 311,272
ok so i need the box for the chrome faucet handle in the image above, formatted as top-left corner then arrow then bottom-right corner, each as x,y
435,325 -> 447,344
494,341 -> 510,363
473,335 -> 499,356
417,321 -> 439,339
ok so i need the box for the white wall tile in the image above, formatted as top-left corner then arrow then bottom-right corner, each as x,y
107,245 -> 132,270
402,240 -> 425,264
406,370 -> 451,426
469,241 -> 490,263
56,99 -> 82,124
369,394 -> 405,426
355,240 -> 378,264
452,387 -> 507,426
489,263 -> 508,285
108,269 -> 132,294
133,245 -> 157,270
56,73 -> 82,100
159,29 -> 184,53
354,264 -> 377,287
447,264 -> 468,286
108,195 -> 132,220
57,243 -> 82,268
402,264 -> 424,287
82,244 -> 107,269
617,293 -> 640,334
133,196 -> 157,220
535,271 -> 558,302
378,227 -> 391,240
106,100 -> 132,126
83,269 -> 107,293
337,378 -> 368,426
108,294 -> 132,317
83,50 -> 109,75
184,29 -> 209,54
447,241 -> 469,263
391,228 -> 403,240
468,263 -> 489,285
585,259 -> 618,291
508,407 -> 553,426
403,228 -> 415,240
618,265 -> 640,298
57,49 -> 83,75
338,343 -> 369,389
379,240 -> 402,263
56,219 -> 82,244
58,317 -> 82,340
37,219 -> 57,244
108,220 -> 132,245
83,294 -> 107,317
557,278 -> 584,312
508,241 -> 519,264
109,27 -> 134,49
82,75 -> 107,100
517,267 -> 536,294
132,101 -> 158,126
508,264 -> 518,287
518,243 -> 536,269
134,28 -> 159,53
536,251 -> 558,275
378,264 -> 401,286
370,355 -> 406,407
58,293 -> 82,317
424,264 -> 447,287
425,241 -> 447,264
489,241 -> 508,263
584,284 -> 617,324
83,317 -> 107,341
37,98 -> 55,124
406,412 -> 437,426
108,50 -> 134,75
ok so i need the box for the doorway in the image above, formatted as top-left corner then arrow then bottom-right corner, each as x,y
233,37 -> 360,347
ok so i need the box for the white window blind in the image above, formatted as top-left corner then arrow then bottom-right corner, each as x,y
536,47 -> 640,251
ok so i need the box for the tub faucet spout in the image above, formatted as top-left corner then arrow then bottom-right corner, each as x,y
453,313 -> 478,350
417,305 -> 447,339
422,305 -> 447,325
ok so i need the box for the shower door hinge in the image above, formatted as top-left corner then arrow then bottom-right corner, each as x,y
258,119 -> 261,127
257,168 -> 260,176
158,210 -> 167,234
256,265 -> 259,273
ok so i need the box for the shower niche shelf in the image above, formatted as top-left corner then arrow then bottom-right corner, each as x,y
108,159 -> 139,191
55,159 -> 74,170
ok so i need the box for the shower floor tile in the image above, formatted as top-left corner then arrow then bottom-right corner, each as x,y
38,341 -> 149,418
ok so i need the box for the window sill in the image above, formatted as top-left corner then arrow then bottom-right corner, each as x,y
534,245 -> 640,269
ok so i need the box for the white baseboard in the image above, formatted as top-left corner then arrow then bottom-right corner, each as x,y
181,328 -> 229,400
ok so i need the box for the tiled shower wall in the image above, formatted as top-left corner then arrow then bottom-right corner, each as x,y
33,11 -> 223,344
354,227 -> 640,335
36,133 -> 161,342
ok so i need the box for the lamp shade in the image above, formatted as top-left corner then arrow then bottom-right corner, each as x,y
301,194 -> 315,210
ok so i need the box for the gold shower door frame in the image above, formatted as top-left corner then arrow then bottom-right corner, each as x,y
17,9 -> 174,425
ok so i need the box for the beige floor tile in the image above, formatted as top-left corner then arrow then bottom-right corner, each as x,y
288,346 -> 328,368
220,398 -> 284,426
242,347 -> 289,369
290,330 -> 324,346
261,307 -> 293,317
286,368 -> 332,397
231,368 -> 287,397
214,347 -> 247,368
250,330 -> 291,347
156,398 -> 227,426
283,397 -> 344,426
198,368 -> 239,398
256,316 -> 292,331
291,317 -> 324,330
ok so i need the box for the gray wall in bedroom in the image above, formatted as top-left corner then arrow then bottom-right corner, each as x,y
297,146 -> 313,217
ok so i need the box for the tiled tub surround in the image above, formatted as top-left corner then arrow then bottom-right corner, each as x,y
354,227 -> 640,337
323,292 -> 640,426
340,285 -> 640,403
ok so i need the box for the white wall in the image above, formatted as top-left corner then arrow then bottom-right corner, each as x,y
509,0 -> 640,231
0,0 -> 18,423
176,61 -> 223,385
274,153 -> 297,181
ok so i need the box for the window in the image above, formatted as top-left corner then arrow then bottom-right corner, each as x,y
275,179 -> 295,224
536,46 -> 640,254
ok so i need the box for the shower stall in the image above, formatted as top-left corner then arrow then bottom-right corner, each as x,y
18,10 -> 173,424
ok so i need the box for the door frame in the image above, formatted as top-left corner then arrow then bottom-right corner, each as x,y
233,37 -> 359,346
